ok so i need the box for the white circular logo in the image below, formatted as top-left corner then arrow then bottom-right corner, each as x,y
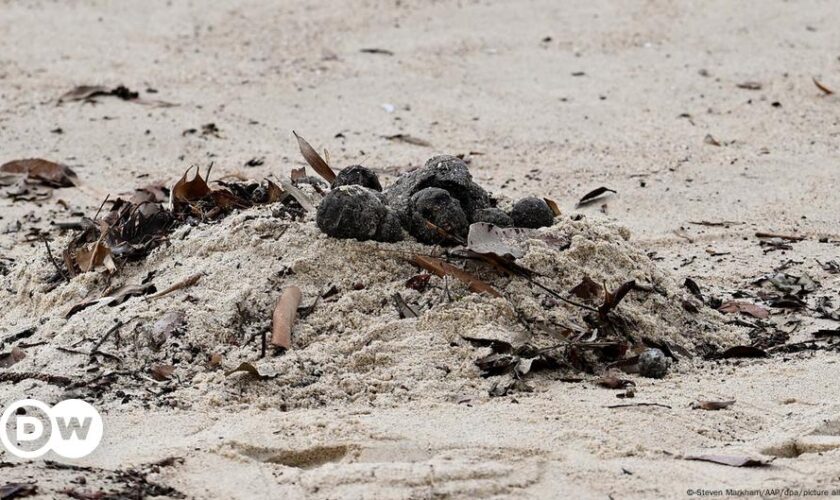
0,399 -> 103,459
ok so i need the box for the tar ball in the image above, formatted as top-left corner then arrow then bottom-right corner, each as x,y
408,187 -> 469,244
331,165 -> 382,191
316,185 -> 402,242
638,348 -> 669,379
510,197 -> 555,229
473,208 -> 513,228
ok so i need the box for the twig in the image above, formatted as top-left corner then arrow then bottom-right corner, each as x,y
92,194 -> 111,220
90,321 -> 124,359
0,372 -> 72,386
148,273 -> 202,299
755,232 -> 806,241
42,237 -> 69,283
606,402 -> 672,409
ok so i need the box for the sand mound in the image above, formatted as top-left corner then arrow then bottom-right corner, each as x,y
0,202 -> 744,411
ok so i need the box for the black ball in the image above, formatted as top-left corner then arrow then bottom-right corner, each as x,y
510,197 -> 555,229
473,208 -> 513,228
408,187 -> 469,244
332,165 -> 382,191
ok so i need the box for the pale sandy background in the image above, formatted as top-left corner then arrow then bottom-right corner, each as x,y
1,0 -> 840,498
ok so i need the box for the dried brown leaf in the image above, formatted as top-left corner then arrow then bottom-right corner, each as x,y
595,376 -> 635,389
813,77 -> 834,95
293,131 -> 336,183
570,276 -> 602,301
543,197 -> 561,217
224,362 -> 272,380
0,346 -> 26,368
410,255 -> 502,298
150,364 -> 175,381
0,159 -> 78,188
75,241 -> 116,273
576,187 -> 616,207
718,300 -> 769,319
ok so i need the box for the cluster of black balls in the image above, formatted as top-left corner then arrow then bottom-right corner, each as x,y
316,155 -> 556,244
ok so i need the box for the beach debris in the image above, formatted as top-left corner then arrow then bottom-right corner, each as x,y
58,84 -> 175,107
719,345 -> 768,359
409,255 -> 501,297
316,185 -> 403,242
332,165 -> 382,191
543,197 -> 561,216
510,197 -> 555,228
150,364 -> 175,381
293,131 -> 336,183
384,134 -> 431,147
149,311 -> 186,349
684,455 -> 770,468
736,81 -> 762,90
718,300 -> 770,319
703,134 -> 721,146
271,286 -> 302,349
466,223 -> 527,260
148,273 -> 202,299
813,77 -> 834,95
360,48 -> 394,56
0,347 -> 26,368
391,293 -> 419,319
0,482 -> 37,499
0,159 -> 78,188
473,208 -> 513,227
385,155 -> 491,227
691,400 -> 735,410
817,259 -> 840,274
405,273 -> 432,292
595,376 -> 635,389
638,348 -> 669,378
576,187 -> 616,207
105,282 -> 157,305
409,188 -> 469,243
225,362 -> 273,381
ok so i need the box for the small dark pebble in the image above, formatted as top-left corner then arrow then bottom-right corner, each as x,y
408,187 -> 468,244
511,197 -> 554,229
473,208 -> 513,228
638,348 -> 669,379
332,165 -> 382,191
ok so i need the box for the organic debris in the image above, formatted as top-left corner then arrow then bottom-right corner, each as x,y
576,187 -> 616,207
271,286 -> 302,349
684,455 -> 770,468
0,159 -> 78,188
813,77 -> 835,95
718,301 -> 770,319
691,400 -> 735,410
409,255 -> 501,297
736,81 -> 762,90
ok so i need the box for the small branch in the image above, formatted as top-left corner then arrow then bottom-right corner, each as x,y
42,237 -> 69,283
90,321 -> 123,360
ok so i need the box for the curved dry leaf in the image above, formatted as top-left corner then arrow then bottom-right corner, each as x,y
293,131 -> 336,183
570,276 -> 602,301
466,222 -> 527,260
576,186 -> 616,207
172,166 -> 211,205
410,255 -> 501,298
813,77 -> 834,95
224,362 -> 273,380
718,300 -> 769,319
1,159 -> 78,188
278,178 -> 315,212
543,197 -> 561,217
75,241 -> 116,273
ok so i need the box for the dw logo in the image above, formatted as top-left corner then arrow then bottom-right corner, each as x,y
0,399 -> 103,459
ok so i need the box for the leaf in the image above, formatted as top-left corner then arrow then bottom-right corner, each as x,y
683,278 -> 703,301
384,134 -> 432,147
405,273 -> 432,292
595,376 -> 635,389
466,222 -> 527,260
360,48 -> 394,55
718,300 -> 769,319
293,131 -> 336,183
290,167 -> 307,182
719,346 -> 768,359
75,240 -> 116,273
543,197 -> 561,217
736,81 -> 762,90
409,255 -> 501,297
0,347 -> 26,368
105,282 -> 157,306
171,166 -> 211,205
599,280 -> 640,318
813,77 -> 834,95
685,455 -> 770,468
0,482 -> 37,499
150,364 -> 175,381
58,84 -> 111,102
570,276 -> 602,301
704,134 -> 721,146
271,286 -> 302,349
224,362 -> 273,380
576,187 -> 616,207
392,292 -> 419,319
0,159 -> 78,187
691,400 -> 735,410
278,178 -> 316,212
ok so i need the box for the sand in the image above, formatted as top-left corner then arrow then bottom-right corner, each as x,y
2,1 -> 840,498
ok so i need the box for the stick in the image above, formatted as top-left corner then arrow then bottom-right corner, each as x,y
147,273 -> 202,299
90,321 -> 123,359
606,403 -> 672,409
271,286 -> 302,349
42,238 -> 69,283
755,232 -> 806,241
